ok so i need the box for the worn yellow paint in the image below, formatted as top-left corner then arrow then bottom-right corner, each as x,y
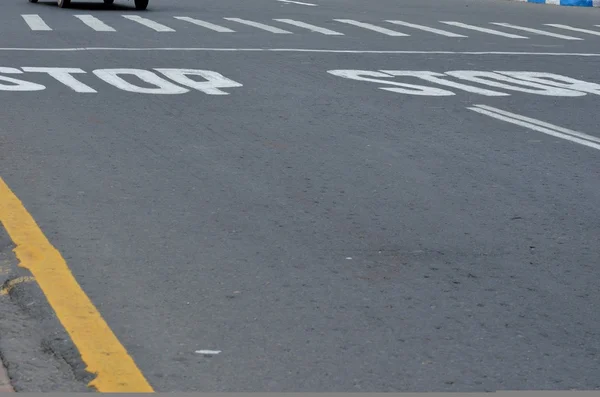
0,177 -> 154,393
0,264 -> 10,276
0,276 -> 36,296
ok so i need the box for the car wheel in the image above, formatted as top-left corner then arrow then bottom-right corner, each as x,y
57,0 -> 70,7
134,0 -> 148,10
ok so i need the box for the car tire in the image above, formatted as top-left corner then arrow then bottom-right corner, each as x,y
57,0 -> 70,7
134,0 -> 148,10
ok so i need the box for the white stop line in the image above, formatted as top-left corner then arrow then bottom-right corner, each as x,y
328,70 -> 600,97
0,67 -> 243,95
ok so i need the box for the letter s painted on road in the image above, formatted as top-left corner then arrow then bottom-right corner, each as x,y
0,67 -> 46,91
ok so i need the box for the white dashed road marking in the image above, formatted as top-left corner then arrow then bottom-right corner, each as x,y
440,21 -> 529,39
122,15 -> 176,32
74,15 -> 116,32
545,24 -> 600,36
385,20 -> 467,37
274,19 -> 344,35
22,14 -> 52,31
491,23 -> 582,40
333,19 -> 409,36
174,17 -> 235,32
224,18 -> 292,33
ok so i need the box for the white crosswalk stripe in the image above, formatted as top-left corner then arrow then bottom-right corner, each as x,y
333,19 -> 409,36
122,15 -> 175,32
385,20 -> 467,37
491,23 -> 582,40
174,17 -> 235,32
74,15 -> 116,32
22,14 -> 52,31
545,24 -> 600,36
440,21 -> 528,39
273,19 -> 344,35
224,18 -> 292,33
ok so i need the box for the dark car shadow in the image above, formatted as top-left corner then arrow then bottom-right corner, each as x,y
34,1 -> 145,11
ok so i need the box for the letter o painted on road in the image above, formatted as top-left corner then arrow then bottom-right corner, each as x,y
154,69 -> 243,95
92,68 -> 189,94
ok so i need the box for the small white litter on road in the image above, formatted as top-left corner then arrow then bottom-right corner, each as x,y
277,0 -> 317,6
195,350 -> 222,355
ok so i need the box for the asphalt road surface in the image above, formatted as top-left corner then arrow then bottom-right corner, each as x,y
0,0 -> 599,392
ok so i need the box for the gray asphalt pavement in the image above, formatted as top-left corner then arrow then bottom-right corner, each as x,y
1,0 -> 599,392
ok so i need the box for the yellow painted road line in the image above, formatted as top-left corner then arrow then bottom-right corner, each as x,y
0,177 -> 154,392
0,276 -> 36,296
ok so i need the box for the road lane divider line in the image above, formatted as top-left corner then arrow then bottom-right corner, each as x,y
0,178 -> 154,392
2,48 -> 600,56
224,18 -> 292,33
74,15 -> 116,32
333,19 -> 409,36
490,23 -> 582,40
21,15 -> 52,31
273,19 -> 344,35
545,24 -> 600,36
174,17 -> 235,32
385,20 -> 467,37
440,21 -> 529,39
473,104 -> 600,143
468,105 -> 600,151
122,15 -> 175,32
